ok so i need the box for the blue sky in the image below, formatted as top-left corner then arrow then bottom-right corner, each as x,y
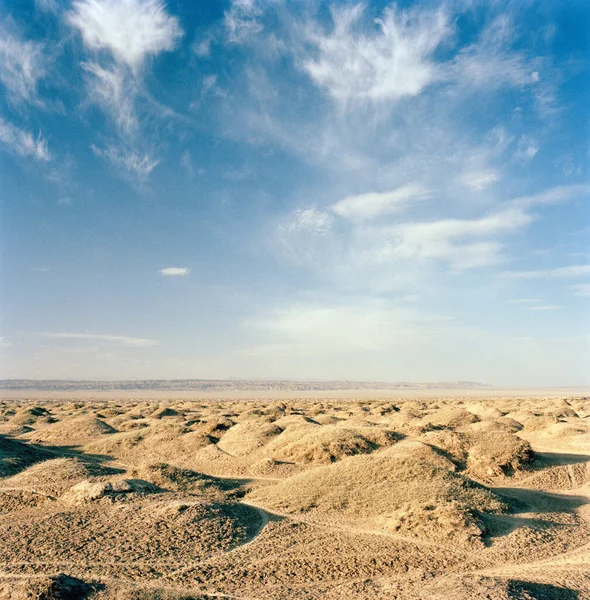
0,0 -> 588,385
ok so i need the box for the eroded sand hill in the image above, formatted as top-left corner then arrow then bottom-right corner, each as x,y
0,394 -> 588,599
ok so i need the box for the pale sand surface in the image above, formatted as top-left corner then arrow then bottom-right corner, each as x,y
1,386 -> 589,400
0,394 -> 588,598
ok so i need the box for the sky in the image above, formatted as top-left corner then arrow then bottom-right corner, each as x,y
0,0 -> 588,386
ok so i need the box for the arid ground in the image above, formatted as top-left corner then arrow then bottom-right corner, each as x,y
0,389 -> 589,599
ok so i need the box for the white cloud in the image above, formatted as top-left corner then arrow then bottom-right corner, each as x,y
506,265 -> 590,279
224,0 -> 263,44
193,35 -> 213,57
554,155 -> 581,178
529,305 -> 561,311
510,184 -> 590,210
452,15 -> 537,91
301,4 -> 450,110
282,207 -> 333,234
82,62 -> 138,134
41,332 -> 158,347
514,135 -> 539,164
456,169 -> 499,192
68,0 -> 183,153
180,149 -> 197,179
331,183 -> 431,221
245,302 -> 436,355
0,23 -> 48,106
90,144 -> 159,178
35,0 -> 59,13
506,298 -> 541,304
0,118 -> 50,160
384,207 -> 534,269
159,267 -> 190,276
67,0 -> 183,70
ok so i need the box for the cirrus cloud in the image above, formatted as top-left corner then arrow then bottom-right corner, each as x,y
41,332 -> 158,347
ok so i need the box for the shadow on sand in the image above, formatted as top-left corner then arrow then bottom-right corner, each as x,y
508,579 -> 579,599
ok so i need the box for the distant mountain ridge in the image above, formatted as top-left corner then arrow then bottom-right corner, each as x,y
0,379 -> 493,391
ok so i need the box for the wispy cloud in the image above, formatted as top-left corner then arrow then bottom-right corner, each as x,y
81,62 -> 138,135
90,144 -> 159,178
224,0 -> 263,45
383,207 -> 533,270
0,21 -> 49,107
281,207 -> 333,234
456,169 -> 499,192
301,4 -> 450,111
35,0 -> 59,13
41,332 -> 158,347
193,34 -> 213,57
529,305 -> 561,311
159,267 -> 190,276
506,265 -> 590,280
514,135 -> 539,164
331,184 -> 431,221
509,184 -> 590,210
506,298 -> 541,305
452,15 -> 539,92
67,0 -> 183,180
0,118 -> 50,160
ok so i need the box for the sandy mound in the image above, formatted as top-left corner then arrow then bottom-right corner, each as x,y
420,429 -> 533,478
419,574 -> 579,600
522,420 -> 590,452
458,417 -> 523,435
1,395 -> 588,598
466,432 -> 532,478
520,460 -> 590,491
272,414 -> 319,429
464,403 -> 505,419
0,489 -> 53,512
397,402 -> 428,419
249,441 -> 505,543
8,406 -> 54,430
264,424 -> 381,464
191,417 -> 234,438
60,478 -> 158,504
25,416 -> 117,445
512,412 -> 559,431
150,406 -> 181,419
0,499 -> 257,571
312,414 -> 342,425
216,421 -> 283,456
0,457 -> 111,496
83,423 -> 211,466
94,584 -> 216,599
420,430 -> 470,468
423,407 -> 480,428
0,573 -> 100,600
0,435 -> 53,477
129,463 -> 237,502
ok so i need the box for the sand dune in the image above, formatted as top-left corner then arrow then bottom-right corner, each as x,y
0,394 -> 588,598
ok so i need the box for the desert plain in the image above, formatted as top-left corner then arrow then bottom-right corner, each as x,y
0,387 -> 589,599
